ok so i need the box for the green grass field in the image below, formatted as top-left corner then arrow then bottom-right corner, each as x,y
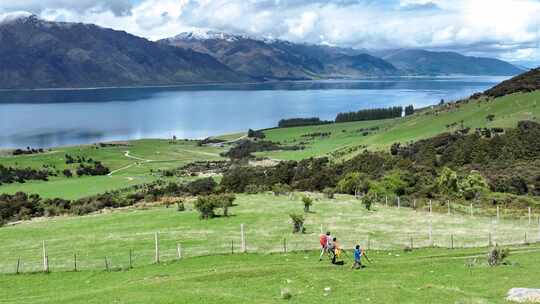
1,193 -> 538,274
2,246 -> 540,303
0,139 -> 225,199
260,91 -> 540,160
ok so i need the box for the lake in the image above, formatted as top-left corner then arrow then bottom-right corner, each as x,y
0,77 -> 508,149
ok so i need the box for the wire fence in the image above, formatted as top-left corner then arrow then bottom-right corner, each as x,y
2,220 -> 539,275
2,195 -> 540,275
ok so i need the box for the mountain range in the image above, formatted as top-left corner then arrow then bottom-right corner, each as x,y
0,15 -> 526,89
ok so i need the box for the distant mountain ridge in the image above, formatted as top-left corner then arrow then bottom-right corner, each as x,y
0,15 -> 525,89
163,30 -> 523,80
0,15 -> 245,89
483,67 -> 540,97
374,49 -> 524,76
161,31 -> 397,80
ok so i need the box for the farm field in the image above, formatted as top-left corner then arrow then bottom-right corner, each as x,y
1,193 -> 538,274
0,139 -> 225,199
2,246 -> 540,303
260,91 -> 540,160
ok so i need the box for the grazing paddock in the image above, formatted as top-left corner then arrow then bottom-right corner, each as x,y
1,193 -> 538,274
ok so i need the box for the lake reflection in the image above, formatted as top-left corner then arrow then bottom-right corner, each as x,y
0,77 -> 507,148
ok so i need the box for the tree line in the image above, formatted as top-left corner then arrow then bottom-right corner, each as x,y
335,106 -> 412,123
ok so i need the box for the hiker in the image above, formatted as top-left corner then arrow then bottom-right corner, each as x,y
351,244 -> 363,269
329,237 -> 344,265
319,231 -> 331,261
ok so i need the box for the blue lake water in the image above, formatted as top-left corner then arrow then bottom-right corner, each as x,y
0,77 -> 508,149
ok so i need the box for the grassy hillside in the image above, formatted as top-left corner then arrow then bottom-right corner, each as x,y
260,91 -> 540,160
3,246 -> 540,303
1,193 -> 537,274
0,139 -> 225,199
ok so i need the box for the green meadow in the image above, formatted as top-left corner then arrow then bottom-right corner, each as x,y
260,91 -> 540,160
0,139 -> 225,199
2,246 -> 540,303
1,194 -> 537,274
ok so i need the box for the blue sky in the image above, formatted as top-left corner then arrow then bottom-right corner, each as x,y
1,0 -> 539,66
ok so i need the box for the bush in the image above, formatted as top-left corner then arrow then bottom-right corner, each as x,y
337,172 -> 369,195
272,183 -> 292,196
487,246 -> 510,266
302,196 -> 313,213
323,187 -> 335,199
176,200 -> 185,212
194,196 -> 217,219
289,213 -> 305,233
362,192 -> 376,211
245,184 -> 267,194
187,177 -> 217,195
193,194 -> 236,219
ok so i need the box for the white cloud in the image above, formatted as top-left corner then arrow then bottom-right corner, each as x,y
1,0 -> 539,63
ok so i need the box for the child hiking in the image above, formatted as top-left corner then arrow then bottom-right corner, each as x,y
329,237 -> 344,265
319,231 -> 331,261
351,245 -> 364,269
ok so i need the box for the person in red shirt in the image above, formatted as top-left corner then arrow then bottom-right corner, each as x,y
319,231 -> 331,261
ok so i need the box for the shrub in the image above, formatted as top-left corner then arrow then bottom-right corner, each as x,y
194,196 -> 217,219
245,184 -> 267,194
323,187 -> 335,199
337,172 -> 369,195
176,199 -> 185,212
302,196 -> 313,213
362,192 -> 376,210
459,171 -> 489,200
193,194 -> 236,219
487,246 -> 510,266
62,169 -> 73,178
187,177 -> 217,195
272,183 -> 292,196
289,213 -> 305,233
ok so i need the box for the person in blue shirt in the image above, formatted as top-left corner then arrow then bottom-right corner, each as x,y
352,244 -> 363,269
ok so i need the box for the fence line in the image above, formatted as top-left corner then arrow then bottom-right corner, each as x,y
3,223 -> 540,275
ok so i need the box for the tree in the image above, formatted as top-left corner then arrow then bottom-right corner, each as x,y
436,167 -> 459,195
194,196 -> 217,219
289,213 -> 305,233
458,171 -> 489,200
302,195 -> 313,213
337,172 -> 369,195
362,192 -> 376,210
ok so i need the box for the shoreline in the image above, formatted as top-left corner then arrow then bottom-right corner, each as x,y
0,75 -> 512,92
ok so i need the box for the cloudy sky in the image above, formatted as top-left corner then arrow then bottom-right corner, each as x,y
1,0 -> 539,66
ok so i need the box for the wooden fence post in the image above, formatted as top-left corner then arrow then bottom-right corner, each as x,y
16,257 -> 21,275
470,204 -> 473,217
447,200 -> 451,215
429,219 -> 433,246
497,206 -> 500,222
385,196 -> 388,207
451,234 -> 454,249
410,236 -> 413,249
154,232 -> 160,264
177,243 -> 182,259
397,197 -> 401,209
429,200 -> 432,215
74,253 -> 77,272
129,249 -> 133,269
413,199 -> 416,210
104,257 -> 109,272
529,207 -> 532,225
42,240 -> 49,273
524,232 -> 528,244
241,224 -> 246,253
283,238 -> 287,253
